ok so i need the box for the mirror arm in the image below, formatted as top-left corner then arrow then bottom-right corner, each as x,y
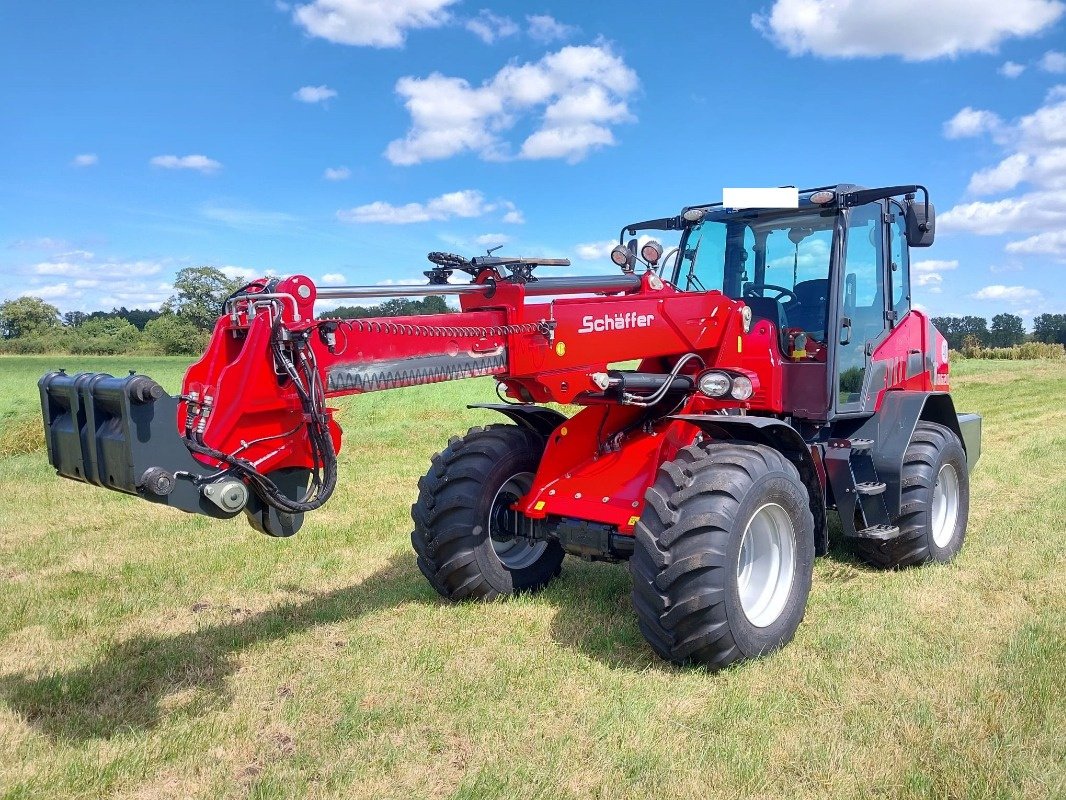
619,216 -> 684,244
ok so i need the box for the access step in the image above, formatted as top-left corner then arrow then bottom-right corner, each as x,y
855,481 -> 887,495
850,524 -> 901,541
827,437 -> 874,451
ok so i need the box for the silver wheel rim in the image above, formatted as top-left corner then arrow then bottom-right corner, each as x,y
931,463 -> 960,548
737,503 -> 796,628
489,471 -> 546,570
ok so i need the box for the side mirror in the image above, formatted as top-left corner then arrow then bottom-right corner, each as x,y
905,199 -> 935,247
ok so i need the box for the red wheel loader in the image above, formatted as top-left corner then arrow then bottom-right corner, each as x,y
39,184 -> 981,668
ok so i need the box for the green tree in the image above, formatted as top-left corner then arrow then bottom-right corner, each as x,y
1032,313 -> 1066,345
62,310 -> 88,328
162,266 -> 241,331
70,317 -> 140,354
144,313 -> 207,355
0,296 -> 60,339
989,313 -> 1026,347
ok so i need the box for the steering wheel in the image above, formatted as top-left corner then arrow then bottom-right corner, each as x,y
744,283 -> 798,304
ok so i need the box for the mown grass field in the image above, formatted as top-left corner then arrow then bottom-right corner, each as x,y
0,354 -> 1063,799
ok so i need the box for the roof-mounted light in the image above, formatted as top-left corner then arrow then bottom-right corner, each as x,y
611,244 -> 634,272
641,240 -> 663,265
810,190 -> 836,205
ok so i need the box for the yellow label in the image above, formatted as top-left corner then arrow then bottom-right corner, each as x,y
627,515 -> 640,528
792,349 -> 807,359
534,500 -> 546,511
555,341 -> 566,356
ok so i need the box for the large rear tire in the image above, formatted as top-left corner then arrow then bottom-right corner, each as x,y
411,424 -> 564,601
853,421 -> 969,570
630,442 -> 815,669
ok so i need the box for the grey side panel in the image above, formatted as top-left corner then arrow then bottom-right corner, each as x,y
671,414 -> 829,556
468,403 -> 567,440
957,413 -> 982,472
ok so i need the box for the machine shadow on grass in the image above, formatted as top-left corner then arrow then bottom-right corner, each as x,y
0,552 -> 428,743
2,528 -> 878,741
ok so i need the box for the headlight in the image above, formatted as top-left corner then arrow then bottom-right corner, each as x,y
730,375 -> 754,400
610,244 -> 633,269
697,371 -> 731,398
641,240 -> 663,265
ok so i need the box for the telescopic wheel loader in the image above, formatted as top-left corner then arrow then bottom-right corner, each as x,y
39,183 -> 981,668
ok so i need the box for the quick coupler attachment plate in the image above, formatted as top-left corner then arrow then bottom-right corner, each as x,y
37,370 -> 244,521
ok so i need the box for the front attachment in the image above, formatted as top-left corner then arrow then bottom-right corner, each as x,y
38,370 -> 301,533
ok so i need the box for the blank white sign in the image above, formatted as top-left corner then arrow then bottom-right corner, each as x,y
722,187 -> 799,209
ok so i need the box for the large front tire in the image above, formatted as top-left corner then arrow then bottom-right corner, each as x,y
853,421 -> 970,570
411,425 -> 564,601
630,443 -> 815,669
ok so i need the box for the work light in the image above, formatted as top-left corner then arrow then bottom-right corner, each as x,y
697,371 -> 731,398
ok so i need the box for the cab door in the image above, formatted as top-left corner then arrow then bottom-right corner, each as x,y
832,201 -> 890,414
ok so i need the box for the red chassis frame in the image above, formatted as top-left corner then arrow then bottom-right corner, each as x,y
177,270 -> 945,537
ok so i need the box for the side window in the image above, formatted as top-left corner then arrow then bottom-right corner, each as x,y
889,200 -> 911,320
837,203 -> 887,407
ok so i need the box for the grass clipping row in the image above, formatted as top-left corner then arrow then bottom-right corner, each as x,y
0,414 -> 45,457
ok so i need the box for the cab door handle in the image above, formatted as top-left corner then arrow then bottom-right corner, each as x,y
839,317 -> 852,346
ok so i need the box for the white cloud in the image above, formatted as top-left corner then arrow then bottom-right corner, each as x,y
7,237 -> 73,252
292,0 -> 458,47
967,153 -> 1031,195
970,284 -> 1041,302
576,240 -> 615,260
465,10 -> 518,44
150,154 -> 222,173
1005,230 -> 1066,255
914,272 -> 944,291
1039,50 -> 1066,73
943,107 -> 1003,139
71,153 -> 98,167
200,203 -> 297,229
219,266 -> 259,282
385,44 -> 638,165
526,14 -> 577,43
28,283 -> 71,300
940,190 -> 1066,234
337,189 -> 496,224
941,89 -> 1066,247
33,258 -> 163,280
475,233 -> 509,247
6,251 -> 181,312
752,0 -> 1065,61
502,202 -> 525,224
912,259 -> 959,273
323,166 -> 351,180
999,61 -> 1026,78
320,272 -> 347,284
293,85 -> 337,104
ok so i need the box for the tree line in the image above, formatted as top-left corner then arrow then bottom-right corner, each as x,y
931,314 -> 1066,350
0,267 -> 456,355
3,266 -> 1063,355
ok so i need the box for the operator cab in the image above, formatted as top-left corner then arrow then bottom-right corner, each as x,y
656,183 -> 935,419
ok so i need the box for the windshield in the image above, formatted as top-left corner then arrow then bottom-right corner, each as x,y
672,207 -> 838,340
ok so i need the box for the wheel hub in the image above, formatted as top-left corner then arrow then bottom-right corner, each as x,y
737,503 -> 796,628
488,472 -> 547,570
931,463 -> 960,548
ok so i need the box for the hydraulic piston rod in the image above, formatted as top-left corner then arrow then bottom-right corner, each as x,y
315,274 -> 641,300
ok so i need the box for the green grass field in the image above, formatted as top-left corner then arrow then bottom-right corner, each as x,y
0,354 -> 1063,799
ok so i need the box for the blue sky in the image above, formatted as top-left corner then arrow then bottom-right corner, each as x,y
1,0 -> 1064,323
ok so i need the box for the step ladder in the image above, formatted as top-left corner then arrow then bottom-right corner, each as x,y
824,438 -> 901,541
